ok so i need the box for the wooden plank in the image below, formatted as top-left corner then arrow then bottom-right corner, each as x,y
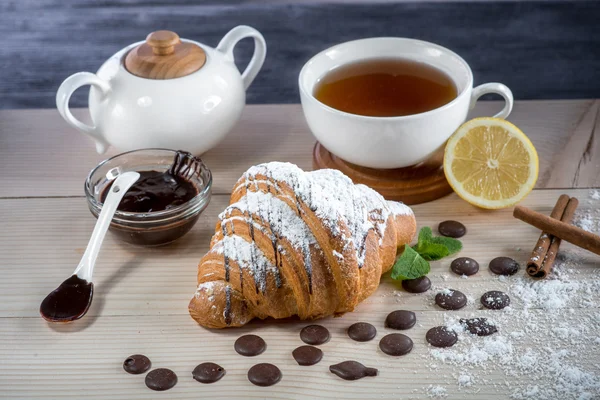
1,310 -> 597,400
546,100 -> 600,188
0,189 -> 597,319
0,101 -> 595,198
1,189 -> 600,398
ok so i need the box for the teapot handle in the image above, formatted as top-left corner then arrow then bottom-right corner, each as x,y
216,26 -> 266,90
56,72 -> 111,154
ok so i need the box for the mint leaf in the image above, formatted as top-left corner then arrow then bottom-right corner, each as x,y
412,226 -> 462,261
430,235 -> 462,256
391,246 -> 431,281
412,241 -> 450,261
390,226 -> 463,282
413,226 -> 433,253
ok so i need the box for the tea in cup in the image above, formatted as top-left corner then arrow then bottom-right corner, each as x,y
299,38 -> 513,169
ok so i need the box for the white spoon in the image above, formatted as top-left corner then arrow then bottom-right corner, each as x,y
40,171 -> 140,322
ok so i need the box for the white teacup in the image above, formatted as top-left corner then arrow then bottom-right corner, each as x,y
299,38 -> 513,169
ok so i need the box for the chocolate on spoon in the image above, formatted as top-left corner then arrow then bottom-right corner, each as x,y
39,172 -> 140,322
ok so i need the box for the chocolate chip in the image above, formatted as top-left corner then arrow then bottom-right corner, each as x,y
300,324 -> 330,345
379,333 -> 413,356
460,318 -> 498,336
329,361 -> 378,380
489,257 -> 520,276
145,368 -> 177,391
385,310 -> 416,330
402,276 -> 431,293
347,322 -> 377,342
426,326 -> 458,348
435,289 -> 467,310
192,362 -> 225,384
247,363 -> 281,387
450,257 -> 479,276
234,334 -> 266,357
123,354 -> 151,375
481,290 -> 510,310
292,345 -> 323,366
438,220 -> 466,238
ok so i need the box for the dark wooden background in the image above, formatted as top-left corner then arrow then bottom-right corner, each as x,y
1,0 -> 599,109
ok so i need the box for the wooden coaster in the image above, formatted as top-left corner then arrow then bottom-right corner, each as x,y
312,142 -> 453,205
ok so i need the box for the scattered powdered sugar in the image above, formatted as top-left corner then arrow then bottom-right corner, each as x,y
574,210 -> 597,233
211,234 -> 279,293
510,352 -> 600,400
426,385 -> 448,398
457,373 -> 473,387
242,162 -> 412,267
431,332 -> 514,366
197,162 -> 413,299
573,189 -> 600,233
386,199 -> 413,217
219,190 -> 317,287
511,252 -> 595,310
423,251 -> 600,399
332,250 -> 344,261
194,280 -> 219,299
221,190 -> 317,249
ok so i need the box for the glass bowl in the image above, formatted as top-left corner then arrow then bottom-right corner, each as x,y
85,149 -> 212,246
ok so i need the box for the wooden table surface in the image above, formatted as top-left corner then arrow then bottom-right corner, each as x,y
1,101 -> 599,399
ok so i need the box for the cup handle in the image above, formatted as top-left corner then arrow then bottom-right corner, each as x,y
216,25 -> 267,90
470,83 -> 514,119
56,72 -> 111,154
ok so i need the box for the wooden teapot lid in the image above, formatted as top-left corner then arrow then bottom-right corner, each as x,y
125,30 -> 206,79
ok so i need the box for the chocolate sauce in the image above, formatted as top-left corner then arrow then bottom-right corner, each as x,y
234,334 -> 266,357
39,275 -> 93,322
192,362 -> 225,383
145,368 -> 177,391
300,325 -> 330,345
107,215 -> 200,246
96,151 -> 207,246
101,170 -> 198,213
123,354 -> 151,374
292,345 -> 323,366
224,286 -> 232,326
329,361 -> 378,380
247,363 -> 282,387
347,322 -> 377,342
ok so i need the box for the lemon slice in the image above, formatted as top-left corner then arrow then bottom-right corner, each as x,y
444,117 -> 539,209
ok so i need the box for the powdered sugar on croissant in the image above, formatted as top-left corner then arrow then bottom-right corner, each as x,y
189,162 -> 416,328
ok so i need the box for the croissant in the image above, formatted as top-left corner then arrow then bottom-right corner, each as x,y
189,162 -> 416,328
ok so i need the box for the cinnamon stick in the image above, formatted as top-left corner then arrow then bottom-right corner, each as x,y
534,198 -> 579,278
526,194 -> 569,277
514,203 -> 600,256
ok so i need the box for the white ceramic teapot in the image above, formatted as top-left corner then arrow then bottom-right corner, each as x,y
56,26 -> 266,154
